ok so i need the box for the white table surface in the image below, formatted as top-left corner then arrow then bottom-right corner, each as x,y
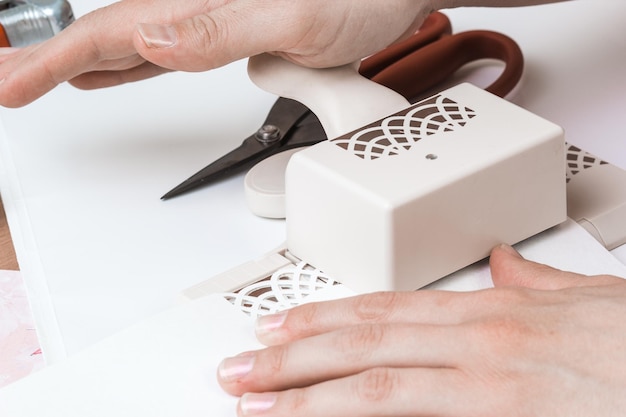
0,0 -> 625,363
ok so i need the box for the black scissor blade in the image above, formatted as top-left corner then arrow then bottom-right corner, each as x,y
161,98 -> 315,200
161,138 -> 278,200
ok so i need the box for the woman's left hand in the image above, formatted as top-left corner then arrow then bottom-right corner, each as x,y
218,244 -> 626,417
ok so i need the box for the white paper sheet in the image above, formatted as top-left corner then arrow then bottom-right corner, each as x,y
1,219 -> 624,416
0,295 -> 261,416
0,283 -> 355,416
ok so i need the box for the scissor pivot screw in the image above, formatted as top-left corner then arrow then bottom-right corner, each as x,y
255,125 -> 281,144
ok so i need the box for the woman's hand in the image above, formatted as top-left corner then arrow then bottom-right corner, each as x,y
218,244 -> 626,416
0,0 -> 436,107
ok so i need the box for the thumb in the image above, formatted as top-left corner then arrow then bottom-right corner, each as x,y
489,244 -> 621,290
133,5 -> 288,72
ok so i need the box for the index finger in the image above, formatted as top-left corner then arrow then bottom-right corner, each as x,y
0,8 -> 138,107
254,289 -> 502,346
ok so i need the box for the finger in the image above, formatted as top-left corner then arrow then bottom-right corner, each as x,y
218,323 -> 465,396
0,0 -> 185,107
134,0 -> 430,72
489,244 -> 623,290
0,14 -> 137,107
235,368 -> 472,417
0,47 -> 21,60
68,61 -> 171,90
254,290 -> 483,346
134,0 -> 300,72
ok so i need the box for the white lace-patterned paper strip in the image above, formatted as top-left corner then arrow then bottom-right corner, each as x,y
220,261 -> 339,318
331,95 -> 477,160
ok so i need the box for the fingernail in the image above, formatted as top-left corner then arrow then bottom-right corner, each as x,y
255,311 -> 288,336
239,393 -> 277,415
0,47 -> 19,56
498,243 -> 522,258
218,352 -> 255,382
137,23 -> 177,49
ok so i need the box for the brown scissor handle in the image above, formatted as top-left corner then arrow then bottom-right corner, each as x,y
0,24 -> 10,47
360,13 -> 524,99
359,11 -> 453,80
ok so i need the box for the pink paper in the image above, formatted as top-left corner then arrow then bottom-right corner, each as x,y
0,270 -> 45,388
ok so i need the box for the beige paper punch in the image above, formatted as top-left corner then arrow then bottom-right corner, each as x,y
245,54 -> 566,293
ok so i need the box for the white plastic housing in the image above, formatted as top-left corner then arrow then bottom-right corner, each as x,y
285,83 -> 567,293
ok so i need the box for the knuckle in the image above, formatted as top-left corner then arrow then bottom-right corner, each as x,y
286,387 -> 309,414
352,291 -> 399,322
353,368 -> 398,403
267,387 -> 311,416
297,301 -> 321,330
335,324 -> 386,363
263,344 -> 289,375
189,13 -> 224,52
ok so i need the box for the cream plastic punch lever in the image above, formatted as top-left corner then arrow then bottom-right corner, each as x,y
245,55 -> 410,219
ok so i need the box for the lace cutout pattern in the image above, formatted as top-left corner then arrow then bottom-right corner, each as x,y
221,261 -> 339,318
331,95 -> 476,160
566,144 -> 607,182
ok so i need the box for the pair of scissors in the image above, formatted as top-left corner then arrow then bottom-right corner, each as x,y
161,12 -> 523,200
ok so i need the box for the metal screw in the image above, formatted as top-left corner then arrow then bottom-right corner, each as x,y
425,153 -> 438,160
255,124 -> 281,144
